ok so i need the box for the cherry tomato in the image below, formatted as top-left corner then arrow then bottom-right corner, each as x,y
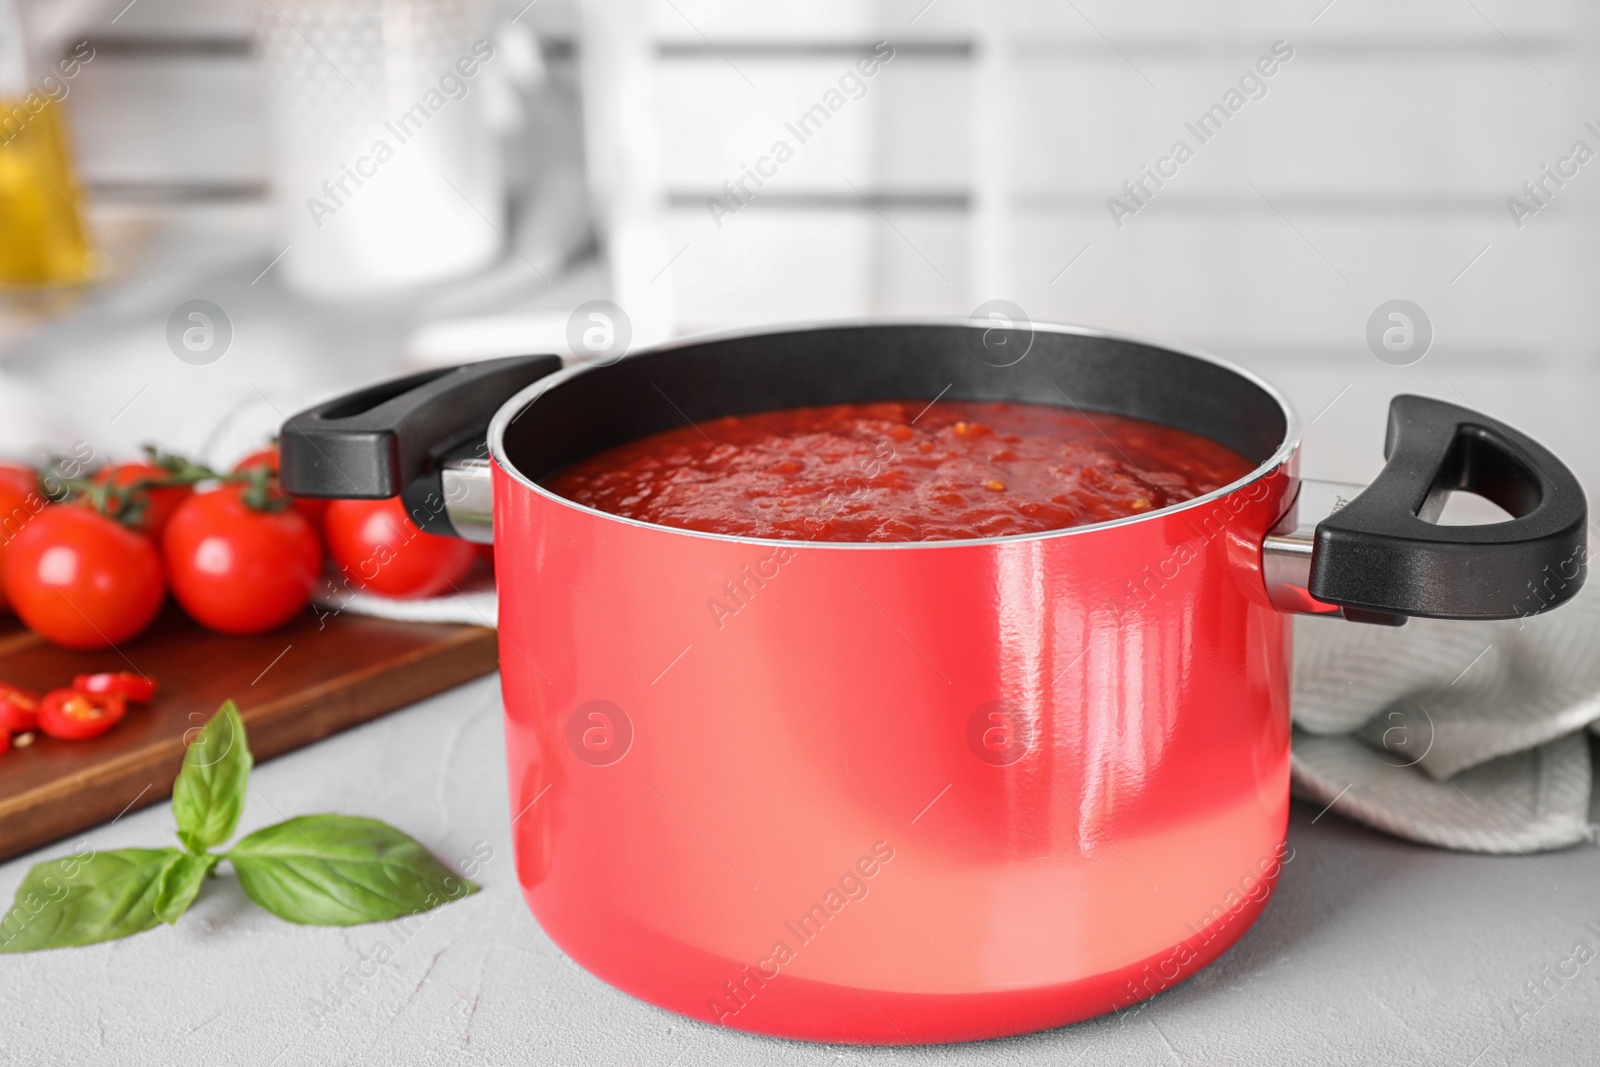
0,478 -> 43,614
234,446 -> 329,530
95,462 -> 192,539
3,507 -> 165,650
0,729 -> 8,755
73,672 -> 157,704
37,688 -> 125,741
162,484 -> 323,634
323,496 -> 476,600
0,683 -> 40,733
0,464 -> 36,497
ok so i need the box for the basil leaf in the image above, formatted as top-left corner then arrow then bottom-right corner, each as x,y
153,851 -> 220,925
228,815 -> 477,926
172,700 -> 252,853
0,848 -> 181,953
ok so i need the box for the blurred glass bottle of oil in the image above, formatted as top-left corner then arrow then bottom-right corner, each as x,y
0,0 -> 92,287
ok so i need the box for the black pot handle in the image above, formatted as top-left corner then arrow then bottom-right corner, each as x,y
279,355 -> 562,535
1307,395 -> 1587,620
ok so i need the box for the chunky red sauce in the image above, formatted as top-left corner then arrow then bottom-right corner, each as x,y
546,401 -> 1255,542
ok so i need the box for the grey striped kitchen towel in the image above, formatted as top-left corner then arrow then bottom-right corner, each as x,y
1291,581 -> 1600,853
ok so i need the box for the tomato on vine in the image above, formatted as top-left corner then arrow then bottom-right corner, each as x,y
0,471 -> 40,614
233,445 -> 329,531
95,462 -> 193,538
323,497 -> 476,600
162,480 -> 323,635
0,464 -> 36,498
2,506 -> 166,649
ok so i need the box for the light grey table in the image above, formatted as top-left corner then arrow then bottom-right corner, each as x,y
1,671 -> 1597,1067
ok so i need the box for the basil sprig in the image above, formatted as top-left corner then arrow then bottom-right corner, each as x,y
171,698 -> 252,853
0,701 -> 477,953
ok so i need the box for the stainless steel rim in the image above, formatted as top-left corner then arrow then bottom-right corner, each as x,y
486,318 -> 1303,551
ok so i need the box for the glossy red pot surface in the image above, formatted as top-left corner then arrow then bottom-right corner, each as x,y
493,454 -> 1295,1042
282,321 -> 1586,1045
491,324 -> 1300,1043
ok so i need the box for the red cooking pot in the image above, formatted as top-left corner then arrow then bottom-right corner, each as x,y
280,322 -> 1586,1045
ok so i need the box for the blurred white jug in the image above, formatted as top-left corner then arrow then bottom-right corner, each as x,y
258,0 -> 505,298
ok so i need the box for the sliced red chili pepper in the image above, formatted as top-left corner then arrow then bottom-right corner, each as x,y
72,672 -> 158,704
36,689 -> 126,741
0,683 -> 40,733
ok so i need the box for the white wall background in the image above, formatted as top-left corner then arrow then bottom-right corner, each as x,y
597,1 -> 1600,358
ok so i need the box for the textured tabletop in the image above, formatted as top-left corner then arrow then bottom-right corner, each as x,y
2,672 -> 1596,1067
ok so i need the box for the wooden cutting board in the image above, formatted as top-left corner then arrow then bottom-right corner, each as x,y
0,606 -> 498,864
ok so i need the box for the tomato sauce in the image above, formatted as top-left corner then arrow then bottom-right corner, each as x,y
545,401 -> 1256,542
